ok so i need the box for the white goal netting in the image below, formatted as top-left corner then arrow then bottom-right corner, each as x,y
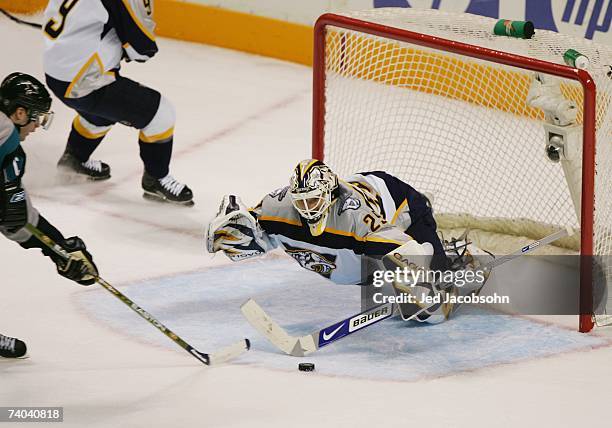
314,8 -> 612,330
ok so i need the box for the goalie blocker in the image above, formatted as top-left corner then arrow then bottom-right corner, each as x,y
381,234 -> 489,323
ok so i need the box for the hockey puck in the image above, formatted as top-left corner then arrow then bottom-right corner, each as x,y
298,362 -> 315,372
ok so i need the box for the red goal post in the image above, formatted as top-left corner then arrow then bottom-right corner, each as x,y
311,9 -> 606,332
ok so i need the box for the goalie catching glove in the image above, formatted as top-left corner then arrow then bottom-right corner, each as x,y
206,195 -> 271,261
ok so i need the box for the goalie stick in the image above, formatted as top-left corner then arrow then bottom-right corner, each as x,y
241,227 -> 573,356
26,224 -> 250,366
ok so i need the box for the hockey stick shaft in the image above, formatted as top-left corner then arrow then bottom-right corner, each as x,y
26,224 -> 250,365
242,227 -> 572,356
433,226 -> 574,294
484,227 -> 573,271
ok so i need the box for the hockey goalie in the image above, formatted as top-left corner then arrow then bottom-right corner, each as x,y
206,159 -> 486,324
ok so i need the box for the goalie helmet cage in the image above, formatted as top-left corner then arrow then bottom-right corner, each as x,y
311,9 -> 612,333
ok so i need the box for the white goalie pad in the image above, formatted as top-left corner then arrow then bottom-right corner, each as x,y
383,235 -> 492,323
383,239 -> 434,272
206,195 -> 271,261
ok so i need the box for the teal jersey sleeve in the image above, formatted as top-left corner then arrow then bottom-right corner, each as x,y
0,112 -> 23,183
0,126 -> 20,167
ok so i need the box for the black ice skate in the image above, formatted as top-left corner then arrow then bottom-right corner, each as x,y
0,333 -> 27,359
142,171 -> 194,206
57,150 -> 111,181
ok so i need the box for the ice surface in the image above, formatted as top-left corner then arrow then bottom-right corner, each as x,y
78,258 -> 606,382
2,13 -> 612,428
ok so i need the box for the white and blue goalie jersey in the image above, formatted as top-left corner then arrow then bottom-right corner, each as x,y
43,0 -> 158,98
251,171 -> 445,285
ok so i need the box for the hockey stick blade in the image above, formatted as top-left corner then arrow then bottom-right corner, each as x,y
242,227 -> 573,356
241,299 -> 394,356
241,299 -> 309,356
197,339 -> 251,366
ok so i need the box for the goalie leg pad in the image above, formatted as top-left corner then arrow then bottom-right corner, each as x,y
382,239 -> 441,321
383,239 -> 433,272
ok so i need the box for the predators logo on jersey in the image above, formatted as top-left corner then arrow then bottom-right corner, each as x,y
285,243 -> 337,278
339,196 -> 361,214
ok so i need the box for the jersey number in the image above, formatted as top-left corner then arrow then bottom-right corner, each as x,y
44,0 -> 80,39
363,214 -> 384,232
143,0 -> 152,15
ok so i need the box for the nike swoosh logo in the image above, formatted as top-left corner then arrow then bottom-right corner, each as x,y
322,323 -> 344,341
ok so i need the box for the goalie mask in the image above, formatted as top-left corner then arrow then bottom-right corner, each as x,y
289,159 -> 338,236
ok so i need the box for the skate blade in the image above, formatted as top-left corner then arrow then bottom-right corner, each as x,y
57,167 -> 111,182
0,353 -> 29,361
143,191 -> 195,207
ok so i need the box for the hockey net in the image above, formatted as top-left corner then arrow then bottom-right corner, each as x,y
312,8 -> 612,332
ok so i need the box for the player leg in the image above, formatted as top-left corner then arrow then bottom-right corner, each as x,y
45,75 -> 116,180
83,75 -> 192,204
49,74 -> 192,205
57,112 -> 113,180
137,94 -> 193,206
